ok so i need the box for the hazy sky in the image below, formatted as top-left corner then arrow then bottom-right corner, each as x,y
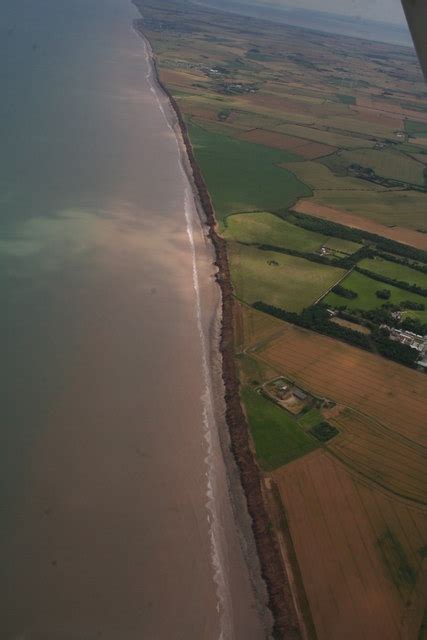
270,0 -> 407,25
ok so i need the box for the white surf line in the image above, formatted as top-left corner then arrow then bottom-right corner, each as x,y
142,37 -> 233,640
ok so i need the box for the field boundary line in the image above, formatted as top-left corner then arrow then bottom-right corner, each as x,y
311,265 -> 355,306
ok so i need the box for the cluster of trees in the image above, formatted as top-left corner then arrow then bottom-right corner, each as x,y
332,284 -> 358,299
372,330 -> 420,367
335,304 -> 427,334
355,266 -> 427,297
375,237 -> 427,264
400,315 -> 427,335
310,422 -> 339,442
376,289 -> 391,300
401,300 -> 425,311
336,306 -> 393,328
253,301 -> 420,368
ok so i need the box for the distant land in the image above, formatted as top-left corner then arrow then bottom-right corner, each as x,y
194,0 -> 413,46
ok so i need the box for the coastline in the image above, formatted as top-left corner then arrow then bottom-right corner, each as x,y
133,16 -> 303,640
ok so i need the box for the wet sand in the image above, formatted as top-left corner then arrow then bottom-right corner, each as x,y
0,1 -> 268,637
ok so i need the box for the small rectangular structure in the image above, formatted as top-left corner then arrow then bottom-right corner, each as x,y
293,388 -> 307,401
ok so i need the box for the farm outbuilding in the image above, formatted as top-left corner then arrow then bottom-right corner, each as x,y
293,388 -> 307,401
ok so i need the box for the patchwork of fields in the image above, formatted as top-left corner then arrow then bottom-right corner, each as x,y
139,2 -> 427,638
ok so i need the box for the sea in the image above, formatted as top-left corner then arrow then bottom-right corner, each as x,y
0,0 -> 265,637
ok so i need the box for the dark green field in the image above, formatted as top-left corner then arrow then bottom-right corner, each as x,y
188,123 -> 311,225
405,120 -> 427,136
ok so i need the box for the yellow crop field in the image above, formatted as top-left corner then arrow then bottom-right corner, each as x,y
274,450 -> 427,640
328,408 -> 426,504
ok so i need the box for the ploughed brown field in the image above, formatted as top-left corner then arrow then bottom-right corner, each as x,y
293,199 -> 427,251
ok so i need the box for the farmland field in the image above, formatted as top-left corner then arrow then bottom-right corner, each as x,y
234,300 -> 283,353
327,407 -> 426,504
247,311 -> 427,445
307,190 -> 427,232
229,243 -> 346,311
283,160 -> 385,191
322,148 -> 426,186
293,199 -> 427,250
358,257 -> 427,289
325,270 -> 427,322
238,128 -> 336,159
276,122 -> 378,149
241,386 -> 317,471
223,211 -> 361,254
319,112 -> 404,138
188,123 -> 310,224
274,450 -> 427,640
406,120 -> 427,136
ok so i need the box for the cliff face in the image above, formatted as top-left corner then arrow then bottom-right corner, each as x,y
134,18 -> 302,639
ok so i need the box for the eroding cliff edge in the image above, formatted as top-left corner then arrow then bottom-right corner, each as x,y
133,16 -> 302,640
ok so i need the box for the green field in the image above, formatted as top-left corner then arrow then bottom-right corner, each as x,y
336,94 -> 356,105
326,270 -> 427,321
229,243 -> 346,310
309,190 -> 427,231
188,123 -> 311,224
241,386 -> 317,471
322,148 -> 426,186
324,236 -> 362,254
224,211 -> 362,256
284,160 -> 384,191
359,257 -> 427,289
405,120 -> 427,136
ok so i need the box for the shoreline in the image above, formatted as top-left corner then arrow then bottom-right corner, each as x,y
133,16 -> 303,640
